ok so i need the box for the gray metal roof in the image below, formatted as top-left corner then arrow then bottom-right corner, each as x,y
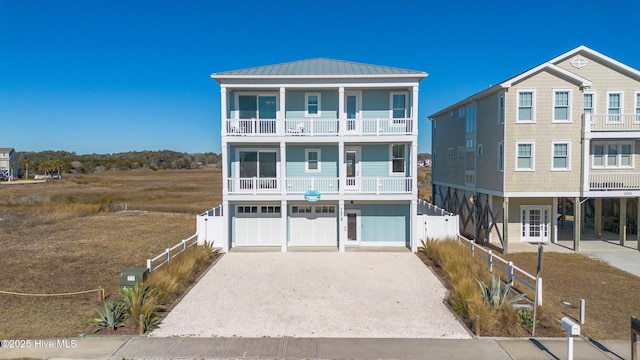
212,58 -> 426,77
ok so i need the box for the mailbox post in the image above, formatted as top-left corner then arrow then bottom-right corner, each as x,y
561,317 -> 580,360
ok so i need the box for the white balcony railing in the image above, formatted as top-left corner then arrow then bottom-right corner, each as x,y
589,172 -> 640,190
224,118 -> 415,137
587,114 -> 640,132
226,177 -> 413,194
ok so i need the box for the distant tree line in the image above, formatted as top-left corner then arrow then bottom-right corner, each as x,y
17,150 -> 220,174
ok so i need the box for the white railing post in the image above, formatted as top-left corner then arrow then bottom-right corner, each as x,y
487,250 -> 493,273
470,242 -> 475,257
182,239 -> 186,251
166,248 -> 170,263
508,261 -> 514,285
146,259 -> 152,271
537,277 -> 543,306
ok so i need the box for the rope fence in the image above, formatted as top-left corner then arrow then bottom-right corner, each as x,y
0,287 -> 105,301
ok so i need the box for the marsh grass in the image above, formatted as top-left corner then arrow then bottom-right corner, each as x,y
0,169 -> 221,338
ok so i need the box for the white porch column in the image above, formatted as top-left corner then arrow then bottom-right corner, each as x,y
503,197 -> 509,254
339,199 -> 345,252
412,85 -> 419,134
279,87 -> 286,135
222,200 -> 229,253
582,137 -> 590,193
412,142 -> 418,196
338,87 -> 345,135
411,199 -> 418,252
280,141 -> 287,196
552,197 -> 558,243
574,196 -> 581,253
338,141 -> 345,196
281,199 -> 288,252
221,86 -> 228,135
222,144 -> 229,195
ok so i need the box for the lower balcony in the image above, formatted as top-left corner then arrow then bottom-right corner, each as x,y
589,172 -> 640,190
227,177 -> 413,194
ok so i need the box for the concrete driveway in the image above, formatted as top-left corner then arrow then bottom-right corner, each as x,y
150,252 -> 470,338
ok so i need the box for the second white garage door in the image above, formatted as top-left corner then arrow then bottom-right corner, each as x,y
289,205 -> 337,246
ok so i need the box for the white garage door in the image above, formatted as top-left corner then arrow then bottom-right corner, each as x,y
289,205 -> 337,246
235,205 -> 282,246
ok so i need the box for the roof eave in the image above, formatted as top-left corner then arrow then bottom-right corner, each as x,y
428,84 -> 505,119
211,73 -> 428,81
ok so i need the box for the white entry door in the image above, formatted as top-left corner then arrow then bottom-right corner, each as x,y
345,91 -> 361,134
520,205 -> 551,242
345,209 -> 361,245
345,147 -> 360,191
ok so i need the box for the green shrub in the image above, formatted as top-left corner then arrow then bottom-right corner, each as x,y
476,275 -> 526,310
92,300 -> 126,331
120,283 -> 164,331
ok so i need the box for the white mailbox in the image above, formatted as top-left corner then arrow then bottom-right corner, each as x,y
561,317 -> 581,336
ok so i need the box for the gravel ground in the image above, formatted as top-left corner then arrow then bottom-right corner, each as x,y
150,252 -> 471,339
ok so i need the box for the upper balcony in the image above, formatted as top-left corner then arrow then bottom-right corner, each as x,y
586,114 -> 640,139
224,118 -> 414,137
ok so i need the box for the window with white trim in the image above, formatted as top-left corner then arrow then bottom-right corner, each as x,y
391,144 -> 406,174
592,142 -> 633,168
516,142 -> 534,171
583,92 -> 594,115
497,141 -> 504,171
607,92 -> 622,122
517,90 -> 535,122
552,142 -> 570,170
635,91 -> 640,122
390,92 -> 407,119
553,90 -> 571,122
305,149 -> 321,172
305,93 -> 321,117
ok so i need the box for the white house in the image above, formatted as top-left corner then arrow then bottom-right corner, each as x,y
199,58 -> 427,252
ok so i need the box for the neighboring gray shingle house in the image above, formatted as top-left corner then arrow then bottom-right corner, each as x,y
0,148 -> 18,181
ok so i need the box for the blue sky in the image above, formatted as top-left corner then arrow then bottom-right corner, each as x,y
2,0 -> 640,155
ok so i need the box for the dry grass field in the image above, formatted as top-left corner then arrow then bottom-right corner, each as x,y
0,168 -> 222,338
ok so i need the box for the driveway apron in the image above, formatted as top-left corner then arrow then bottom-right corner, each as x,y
150,252 -> 470,338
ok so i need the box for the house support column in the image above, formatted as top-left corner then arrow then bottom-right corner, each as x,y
581,200 -> 586,234
411,199 -> 418,252
552,197 -> 558,243
339,199 -> 345,252
338,141 -> 344,196
280,142 -> 287,196
281,199 -> 287,252
619,198 -> 627,246
503,197 -> 509,254
221,144 -> 228,196
636,198 -> 640,251
412,86 -> 419,133
595,198 -> 602,237
220,86 -> 227,134
279,87 -> 286,134
222,200 -> 229,253
561,198 -> 566,229
574,196 -> 581,253
338,87 -> 345,135
411,143 -> 418,196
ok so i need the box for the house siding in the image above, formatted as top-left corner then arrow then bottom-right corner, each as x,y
476,91 -> 505,192
346,203 -> 410,244
286,145 -> 338,178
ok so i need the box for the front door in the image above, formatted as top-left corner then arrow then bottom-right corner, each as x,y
521,205 -> 551,242
345,209 -> 361,245
345,147 -> 360,190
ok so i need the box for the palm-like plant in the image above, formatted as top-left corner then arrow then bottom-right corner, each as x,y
93,300 -> 126,331
476,275 -> 526,310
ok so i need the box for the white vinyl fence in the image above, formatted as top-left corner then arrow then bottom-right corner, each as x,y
416,199 -> 459,241
196,205 -> 226,250
146,234 -> 198,272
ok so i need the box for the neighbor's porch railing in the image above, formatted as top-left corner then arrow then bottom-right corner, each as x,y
457,234 -> 542,306
589,172 -> 640,190
223,118 -> 415,136
146,234 -> 198,272
587,113 -> 640,132
226,177 -> 412,194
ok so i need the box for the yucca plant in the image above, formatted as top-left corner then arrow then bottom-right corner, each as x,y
93,300 -> 126,331
476,275 -> 526,310
120,283 -> 164,332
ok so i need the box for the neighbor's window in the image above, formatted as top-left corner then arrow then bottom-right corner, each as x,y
497,141 -> 504,171
592,142 -> 633,168
498,93 -> 505,124
552,142 -> 570,170
516,142 -> 534,170
305,93 -> 321,117
391,144 -> 406,174
553,90 -> 570,122
517,91 -> 535,122
584,93 -> 594,115
607,92 -> 622,122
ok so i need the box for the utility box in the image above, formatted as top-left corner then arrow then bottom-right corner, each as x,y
120,267 -> 148,290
